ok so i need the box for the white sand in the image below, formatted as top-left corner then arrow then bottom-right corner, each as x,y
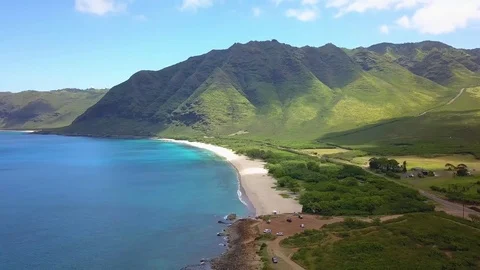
158,139 -> 302,216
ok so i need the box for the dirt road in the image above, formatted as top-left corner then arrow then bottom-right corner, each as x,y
419,88 -> 465,116
260,215 -> 342,270
260,214 -> 403,270
447,88 -> 465,105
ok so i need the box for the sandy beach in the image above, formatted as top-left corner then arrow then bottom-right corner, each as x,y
158,139 -> 302,216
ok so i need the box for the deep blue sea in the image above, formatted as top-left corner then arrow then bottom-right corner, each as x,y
0,132 -> 249,270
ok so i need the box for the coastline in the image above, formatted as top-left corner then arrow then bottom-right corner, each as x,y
0,129 -> 36,133
157,138 -> 302,216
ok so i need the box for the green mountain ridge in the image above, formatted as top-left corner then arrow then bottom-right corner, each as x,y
0,88 -> 108,129
54,40 -> 479,148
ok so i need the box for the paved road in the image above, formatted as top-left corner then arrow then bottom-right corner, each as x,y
419,189 -> 478,219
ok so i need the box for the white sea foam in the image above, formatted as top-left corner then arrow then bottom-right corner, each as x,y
156,138 -> 302,216
237,188 -> 248,207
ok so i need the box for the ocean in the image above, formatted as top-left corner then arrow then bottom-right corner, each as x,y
0,132 -> 249,269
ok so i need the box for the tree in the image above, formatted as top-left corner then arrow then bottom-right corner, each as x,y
403,161 -> 407,173
369,157 -> 400,173
457,167 -> 469,177
457,164 -> 468,169
378,157 -> 389,171
369,158 -> 379,170
444,163 -> 470,177
387,159 -> 400,172
445,163 -> 456,171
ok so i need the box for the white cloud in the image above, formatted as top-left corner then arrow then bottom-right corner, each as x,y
180,0 -> 213,11
286,8 -> 318,21
75,0 -> 127,15
404,1 -> 480,34
302,0 -> 320,5
396,15 -> 411,28
252,7 -> 262,17
326,0 -> 480,34
380,24 -> 390,34
279,0 -> 320,21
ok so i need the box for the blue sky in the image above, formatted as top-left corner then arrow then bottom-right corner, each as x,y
1,0 -> 479,91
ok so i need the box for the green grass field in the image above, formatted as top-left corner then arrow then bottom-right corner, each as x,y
351,154 -> 480,169
300,148 -> 350,157
344,154 -> 480,203
282,213 -> 480,270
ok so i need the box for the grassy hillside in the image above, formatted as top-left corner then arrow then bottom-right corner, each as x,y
52,40 -> 479,152
0,88 -> 107,129
321,86 -> 480,157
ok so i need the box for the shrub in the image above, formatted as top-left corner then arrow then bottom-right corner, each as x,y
430,186 -> 447,193
343,218 -> 371,229
243,149 -> 274,160
386,171 -> 401,179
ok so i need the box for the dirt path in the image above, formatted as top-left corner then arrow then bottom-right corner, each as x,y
268,240 -> 304,270
418,88 -> 465,116
260,214 -> 402,270
447,88 -> 465,105
261,215 -> 343,270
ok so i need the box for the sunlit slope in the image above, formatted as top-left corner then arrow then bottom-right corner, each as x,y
57,40 -> 479,142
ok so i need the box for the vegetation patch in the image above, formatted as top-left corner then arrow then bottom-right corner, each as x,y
301,148 -> 350,157
283,213 -> 480,270
231,145 -> 433,216
430,177 -> 480,204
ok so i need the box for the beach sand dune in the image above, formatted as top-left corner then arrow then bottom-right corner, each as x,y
159,139 -> 302,216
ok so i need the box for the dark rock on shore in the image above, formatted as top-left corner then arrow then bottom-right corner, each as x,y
226,213 -> 237,221
180,262 -> 212,270
211,218 -> 260,270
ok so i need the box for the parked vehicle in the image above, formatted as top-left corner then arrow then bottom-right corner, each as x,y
272,257 -> 278,264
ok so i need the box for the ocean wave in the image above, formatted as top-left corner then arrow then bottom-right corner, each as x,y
237,187 -> 248,207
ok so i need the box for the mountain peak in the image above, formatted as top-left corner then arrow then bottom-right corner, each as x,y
367,40 -> 451,54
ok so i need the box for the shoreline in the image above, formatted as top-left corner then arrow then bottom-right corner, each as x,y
0,129 -> 36,133
157,138 -> 302,216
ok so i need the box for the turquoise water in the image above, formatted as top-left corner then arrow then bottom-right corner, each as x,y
0,132 -> 249,269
